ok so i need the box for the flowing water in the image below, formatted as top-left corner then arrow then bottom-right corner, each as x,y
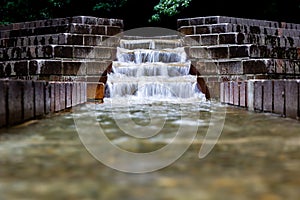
1,33 -> 300,199
1,103 -> 300,200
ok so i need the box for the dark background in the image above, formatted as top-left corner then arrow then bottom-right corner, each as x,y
1,0 -> 299,30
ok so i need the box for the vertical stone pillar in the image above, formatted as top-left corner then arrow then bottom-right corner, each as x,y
0,80 -> 7,127
285,80 -> 299,119
273,80 -> 286,117
247,80 -> 255,111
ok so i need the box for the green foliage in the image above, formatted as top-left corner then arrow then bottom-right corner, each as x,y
150,0 -> 192,22
93,0 -> 127,12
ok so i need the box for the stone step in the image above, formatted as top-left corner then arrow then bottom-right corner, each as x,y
0,23 -> 122,38
178,16 -> 300,30
0,59 -> 112,77
192,58 -> 300,76
116,47 -> 188,63
119,39 -> 183,49
0,33 -> 120,48
0,16 -> 124,31
187,44 -> 300,60
0,45 -> 117,61
179,23 -> 300,38
184,33 -> 300,48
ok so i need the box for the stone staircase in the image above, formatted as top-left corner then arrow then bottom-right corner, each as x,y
0,16 -> 123,128
178,16 -> 300,81
178,16 -> 300,119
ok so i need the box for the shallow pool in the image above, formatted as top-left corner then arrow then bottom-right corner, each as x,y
1,98 -> 300,200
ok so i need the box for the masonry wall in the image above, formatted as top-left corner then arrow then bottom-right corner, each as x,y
0,16 -> 123,128
178,16 -> 300,120
0,79 -> 86,128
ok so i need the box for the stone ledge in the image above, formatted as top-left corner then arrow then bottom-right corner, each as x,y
178,16 -> 300,30
0,16 -> 124,31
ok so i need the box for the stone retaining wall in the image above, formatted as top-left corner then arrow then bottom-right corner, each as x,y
178,16 -> 300,120
0,79 -> 86,128
220,80 -> 300,120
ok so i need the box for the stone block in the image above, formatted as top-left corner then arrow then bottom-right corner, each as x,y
273,80 -> 285,116
50,82 -> 55,112
33,81 -> 45,117
0,80 -> 7,127
229,45 -> 250,58
23,81 -> 34,121
94,47 -> 116,60
65,82 -> 72,108
240,81 -> 247,107
263,80 -> 273,112
229,81 -> 234,105
73,46 -> 93,59
243,60 -> 268,74
87,82 -> 105,100
195,25 -> 211,34
190,18 -> 204,26
220,82 -> 225,103
218,61 -> 243,75
247,80 -> 255,111
209,46 -> 229,59
71,82 -> 77,107
59,83 -> 66,110
179,26 -> 194,35
41,60 -> 62,75
62,61 -> 84,75
7,80 -> 23,126
206,81 -> 220,100
14,61 -> 28,76
54,46 -> 73,58
224,81 -> 230,104
188,47 -> 209,59
91,26 -> 106,35
106,26 -> 122,36
285,81 -> 299,119
86,61 -> 111,75
219,33 -> 237,44
200,34 -> 218,46
211,24 -> 230,33
233,82 -> 240,106
254,81 -> 263,111
44,82 -> 51,114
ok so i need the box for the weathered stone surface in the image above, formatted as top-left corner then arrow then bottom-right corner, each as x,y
263,80 -> 273,112
254,81 -> 263,111
233,82 -> 239,106
285,81 -> 299,119
273,80 -> 286,116
23,80 -> 34,121
34,81 -> 45,117
0,80 -> 7,127
239,81 -> 247,107
7,80 -> 23,125
65,83 -> 72,108
224,82 -> 230,104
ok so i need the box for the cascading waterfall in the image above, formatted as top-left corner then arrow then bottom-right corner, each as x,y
106,38 -> 206,100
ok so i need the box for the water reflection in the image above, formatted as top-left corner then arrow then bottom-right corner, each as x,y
0,102 -> 300,199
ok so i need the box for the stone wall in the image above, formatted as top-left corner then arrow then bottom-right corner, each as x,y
0,16 -> 123,127
178,16 -> 300,120
0,79 -> 86,128
0,16 -> 123,100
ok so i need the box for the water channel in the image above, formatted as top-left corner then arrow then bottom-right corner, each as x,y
1,28 -> 300,200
